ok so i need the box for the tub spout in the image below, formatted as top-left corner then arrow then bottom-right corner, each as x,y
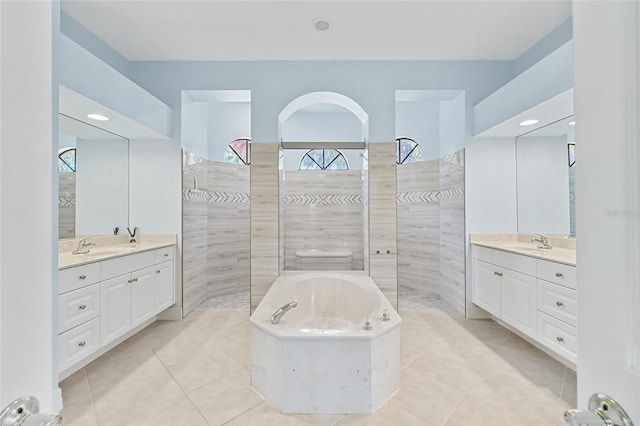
270,301 -> 297,324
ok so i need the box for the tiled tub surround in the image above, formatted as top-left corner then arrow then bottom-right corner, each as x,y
58,235 -> 176,379
470,233 -> 577,367
59,172 -> 76,239
368,143 -> 398,309
396,149 -> 466,314
250,143 -> 280,312
250,272 -> 400,414
182,150 -> 250,316
282,170 -> 364,271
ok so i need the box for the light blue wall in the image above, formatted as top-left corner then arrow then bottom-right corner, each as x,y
60,10 -> 130,76
395,99 -> 440,160
283,111 -> 362,143
513,18 -> 573,76
127,61 -> 514,143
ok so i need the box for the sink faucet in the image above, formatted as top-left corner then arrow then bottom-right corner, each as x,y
270,301 -> 298,324
532,234 -> 552,249
72,238 -> 95,255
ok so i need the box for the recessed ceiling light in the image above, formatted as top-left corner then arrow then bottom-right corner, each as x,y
87,113 -> 109,121
568,121 -> 576,126
519,119 -> 539,126
313,17 -> 330,31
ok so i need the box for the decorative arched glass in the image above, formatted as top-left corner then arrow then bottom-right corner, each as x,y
396,137 -> 423,165
58,148 -> 76,172
299,149 -> 349,170
223,138 -> 251,165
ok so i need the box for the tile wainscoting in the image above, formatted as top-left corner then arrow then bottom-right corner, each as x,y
182,150 -> 250,316
397,149 -> 465,314
282,170 -> 365,271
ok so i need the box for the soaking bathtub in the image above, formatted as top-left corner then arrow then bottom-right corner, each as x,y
250,271 -> 401,414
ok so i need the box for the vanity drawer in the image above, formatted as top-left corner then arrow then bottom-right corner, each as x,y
537,260 -> 576,289
537,311 -> 577,364
59,263 -> 101,294
59,317 -> 100,372
473,246 -> 536,276
155,246 -> 174,263
537,280 -> 577,327
59,283 -> 100,334
101,250 -> 156,280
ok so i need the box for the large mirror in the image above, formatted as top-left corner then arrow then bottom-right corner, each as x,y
58,114 -> 129,239
516,115 -> 575,236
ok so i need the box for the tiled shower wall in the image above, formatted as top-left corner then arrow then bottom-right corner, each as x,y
182,150 -> 250,316
397,148 -> 465,314
59,173 -> 76,239
282,171 -> 364,270
439,150 -> 466,313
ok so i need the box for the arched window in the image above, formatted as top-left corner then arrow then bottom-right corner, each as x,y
223,138 -> 251,165
299,149 -> 349,170
59,148 -> 76,172
396,137 -> 423,165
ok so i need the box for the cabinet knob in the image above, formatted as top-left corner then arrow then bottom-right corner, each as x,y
79,275 -> 86,280
556,336 -> 565,343
494,272 -> 503,277
128,278 -> 138,283
78,304 -> 87,310
78,341 -> 86,347
555,272 -> 564,278
156,270 -> 161,274
164,253 -> 169,257
555,301 -> 564,307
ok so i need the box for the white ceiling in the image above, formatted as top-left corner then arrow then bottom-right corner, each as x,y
61,0 -> 572,61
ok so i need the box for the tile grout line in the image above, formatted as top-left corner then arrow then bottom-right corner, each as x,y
438,378 -> 478,426
218,400 -> 265,426
83,368 -> 101,426
149,345 -> 214,426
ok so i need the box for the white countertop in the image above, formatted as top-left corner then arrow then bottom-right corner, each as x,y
59,235 -> 176,269
471,233 -> 576,266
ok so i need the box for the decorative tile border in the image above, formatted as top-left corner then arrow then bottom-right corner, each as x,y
59,196 -> 75,207
182,188 -> 250,204
283,194 -> 363,205
397,187 -> 464,204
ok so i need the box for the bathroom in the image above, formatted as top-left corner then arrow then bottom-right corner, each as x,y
1,1 -> 639,425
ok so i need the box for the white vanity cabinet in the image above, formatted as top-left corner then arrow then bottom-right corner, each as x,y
58,245 -> 176,377
472,247 -> 537,339
472,244 -> 577,366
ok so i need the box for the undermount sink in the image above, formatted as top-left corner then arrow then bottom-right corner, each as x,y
71,245 -> 137,256
502,243 -> 552,253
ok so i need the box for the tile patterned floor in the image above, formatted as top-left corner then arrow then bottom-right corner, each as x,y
60,308 -> 576,426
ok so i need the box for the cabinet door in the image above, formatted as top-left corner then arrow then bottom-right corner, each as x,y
501,269 -> 537,339
131,266 -> 156,328
473,260 -> 501,317
155,261 -> 174,313
100,275 -> 131,346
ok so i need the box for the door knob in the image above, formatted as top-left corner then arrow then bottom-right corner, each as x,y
564,393 -> 634,426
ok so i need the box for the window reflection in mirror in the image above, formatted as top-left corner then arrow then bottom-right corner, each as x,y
516,116 -> 575,237
58,114 -> 129,239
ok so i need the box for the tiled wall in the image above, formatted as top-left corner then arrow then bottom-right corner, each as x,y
182,151 -> 209,316
182,150 -> 250,316
397,160 -> 440,299
282,171 -> 364,270
250,143 -> 280,312
569,166 -> 576,236
207,162 -> 250,298
368,143 -> 398,308
396,148 -> 466,314
59,173 -> 76,239
439,150 -> 465,314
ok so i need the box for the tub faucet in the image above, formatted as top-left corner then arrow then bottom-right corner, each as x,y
72,238 -> 95,255
270,301 -> 297,324
532,234 -> 552,249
